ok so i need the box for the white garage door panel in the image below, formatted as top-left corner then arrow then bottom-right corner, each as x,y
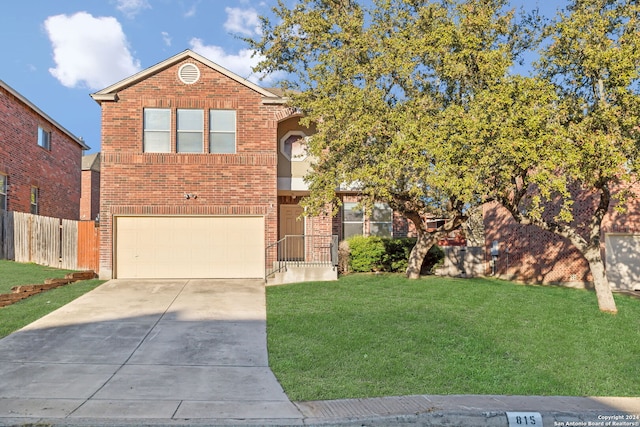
606,234 -> 640,291
116,216 -> 264,279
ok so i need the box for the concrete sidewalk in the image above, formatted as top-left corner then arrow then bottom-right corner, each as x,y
0,279 -> 638,426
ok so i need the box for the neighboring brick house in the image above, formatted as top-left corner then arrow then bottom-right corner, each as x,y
482,185 -> 640,291
0,79 -> 89,219
90,50 -> 462,280
80,152 -> 100,221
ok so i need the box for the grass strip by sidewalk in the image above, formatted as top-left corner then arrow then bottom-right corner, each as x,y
0,260 -> 104,338
266,274 -> 640,401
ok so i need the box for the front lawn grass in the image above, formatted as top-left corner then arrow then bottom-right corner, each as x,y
266,274 -> 640,401
0,260 -> 104,338
0,260 -> 79,294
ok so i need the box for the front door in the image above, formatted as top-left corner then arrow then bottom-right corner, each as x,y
280,204 -> 305,260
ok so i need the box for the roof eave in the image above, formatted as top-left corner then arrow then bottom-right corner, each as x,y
261,97 -> 288,105
90,49 -> 283,102
90,93 -> 119,103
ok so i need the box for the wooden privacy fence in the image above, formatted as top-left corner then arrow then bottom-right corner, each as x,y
0,210 -> 99,272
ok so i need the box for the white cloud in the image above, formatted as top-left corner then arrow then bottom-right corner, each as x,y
44,12 -> 141,90
224,7 -> 262,36
161,31 -> 172,47
184,2 -> 198,18
189,38 -> 283,85
115,0 -> 151,18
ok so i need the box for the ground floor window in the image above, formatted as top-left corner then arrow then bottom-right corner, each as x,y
0,174 -> 6,211
370,203 -> 392,237
343,202 -> 364,239
342,201 -> 393,239
30,187 -> 38,215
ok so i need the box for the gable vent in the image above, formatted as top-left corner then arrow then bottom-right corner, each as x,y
178,63 -> 200,84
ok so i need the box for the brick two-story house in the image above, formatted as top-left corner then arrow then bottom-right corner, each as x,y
0,79 -> 89,220
91,50 -> 459,280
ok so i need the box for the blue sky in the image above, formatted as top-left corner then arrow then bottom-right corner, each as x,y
0,0 -> 566,154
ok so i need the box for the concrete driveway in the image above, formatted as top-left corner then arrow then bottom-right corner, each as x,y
0,279 -> 303,424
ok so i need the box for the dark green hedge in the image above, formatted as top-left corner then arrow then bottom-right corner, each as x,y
346,236 -> 444,274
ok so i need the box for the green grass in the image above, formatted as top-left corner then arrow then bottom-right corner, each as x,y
0,260 -> 79,294
266,274 -> 640,401
0,260 -> 105,338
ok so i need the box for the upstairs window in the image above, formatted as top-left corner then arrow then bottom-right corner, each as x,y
142,108 -> 238,154
177,109 -> 203,153
30,187 -> 38,215
280,131 -> 308,161
210,110 -> 236,154
143,108 -> 171,153
37,126 -> 51,150
0,175 -> 6,211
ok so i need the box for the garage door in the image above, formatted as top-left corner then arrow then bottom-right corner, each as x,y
605,234 -> 640,291
115,216 -> 265,279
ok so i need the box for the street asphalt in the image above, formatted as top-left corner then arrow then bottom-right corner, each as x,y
0,279 -> 638,426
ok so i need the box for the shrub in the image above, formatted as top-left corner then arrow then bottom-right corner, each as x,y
381,238 -> 414,272
346,236 -> 445,274
347,235 -> 386,272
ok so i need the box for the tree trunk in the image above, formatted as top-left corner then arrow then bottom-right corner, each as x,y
406,229 -> 437,279
584,246 -> 617,314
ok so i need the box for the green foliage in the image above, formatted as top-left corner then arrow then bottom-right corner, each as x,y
249,0 -> 640,309
248,0 -> 531,277
381,238 -> 444,274
380,238 -> 413,272
250,0 -> 525,218
347,235 -> 386,272
346,236 -> 445,274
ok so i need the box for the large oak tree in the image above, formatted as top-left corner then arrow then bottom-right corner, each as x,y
251,0 -> 640,313
466,0 -> 640,313
250,0 -> 533,278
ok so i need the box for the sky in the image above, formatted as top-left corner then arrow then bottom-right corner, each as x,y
0,0 -> 567,154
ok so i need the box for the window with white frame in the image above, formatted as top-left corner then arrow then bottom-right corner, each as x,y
30,187 -> 38,215
143,108 -> 238,154
280,131 -> 308,161
143,108 -> 171,153
343,202 -> 364,239
37,126 -> 51,150
370,203 -> 393,237
177,109 -> 203,153
0,174 -> 7,211
210,110 -> 236,153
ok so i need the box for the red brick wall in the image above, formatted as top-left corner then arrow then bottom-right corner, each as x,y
97,58 -> 282,278
80,169 -> 100,220
483,184 -> 640,286
483,201 -> 591,284
0,86 -> 82,219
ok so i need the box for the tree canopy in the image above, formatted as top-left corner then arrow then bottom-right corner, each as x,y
251,0 -> 535,277
474,0 -> 640,313
250,0 -> 640,312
